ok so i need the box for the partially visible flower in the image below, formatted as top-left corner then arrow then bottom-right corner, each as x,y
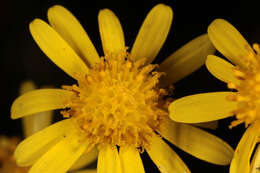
169,19 -> 260,173
11,4 -> 234,173
0,135 -> 97,173
0,136 -> 28,173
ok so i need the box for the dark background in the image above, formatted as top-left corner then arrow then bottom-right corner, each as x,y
1,0 -> 260,172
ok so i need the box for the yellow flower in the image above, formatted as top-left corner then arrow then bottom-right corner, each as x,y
169,19 -> 260,173
11,5 -> 234,173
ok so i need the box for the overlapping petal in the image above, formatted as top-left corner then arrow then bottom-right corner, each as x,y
29,19 -> 89,79
119,147 -> 145,173
208,19 -> 254,67
70,148 -> 98,171
169,92 -> 237,123
14,119 -> 73,166
28,127 -> 87,173
19,80 -> 53,137
206,55 -> 240,85
47,5 -> 100,66
130,4 -> 173,64
147,134 -> 191,173
97,145 -> 122,173
159,34 -> 215,86
159,118 -> 234,165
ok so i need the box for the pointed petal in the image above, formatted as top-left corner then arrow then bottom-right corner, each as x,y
14,119 -> 73,166
11,89 -> 74,119
159,34 -> 215,86
98,9 -> 125,55
70,148 -> 98,171
169,92 -> 237,123
250,143 -> 260,173
147,134 -> 191,173
206,55 -> 240,85
208,19 -> 254,67
72,170 -> 96,173
193,121 -> 218,130
130,4 -> 173,63
28,128 -> 87,173
47,5 -> 100,67
97,145 -> 122,173
29,19 -> 89,79
230,121 -> 260,173
159,118 -> 234,165
119,147 -> 145,173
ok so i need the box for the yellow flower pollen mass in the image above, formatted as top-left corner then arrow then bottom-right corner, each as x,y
227,43 -> 260,128
61,49 -> 169,150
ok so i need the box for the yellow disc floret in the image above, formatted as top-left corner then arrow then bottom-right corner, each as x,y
227,44 -> 260,128
61,49 -> 168,150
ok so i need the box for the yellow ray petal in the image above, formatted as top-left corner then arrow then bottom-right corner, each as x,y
98,9 -> 125,55
158,118 -> 234,165
48,5 -> 99,67
251,144 -> 260,173
72,170 -> 96,173
70,148 -> 98,171
119,147 -> 145,173
29,19 -> 89,79
169,92 -> 237,123
130,4 -> 173,64
208,19 -> 254,67
97,145 -> 122,173
11,89 -> 74,119
146,134 -> 191,173
230,121 -> 260,173
28,128 -> 87,173
206,55 -> 240,85
159,34 -> 215,86
14,119 -> 73,166
193,121 -> 218,130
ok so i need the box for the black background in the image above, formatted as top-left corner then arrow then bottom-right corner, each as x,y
1,0 -> 260,172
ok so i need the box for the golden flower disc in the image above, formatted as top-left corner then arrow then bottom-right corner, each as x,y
61,49 -> 169,150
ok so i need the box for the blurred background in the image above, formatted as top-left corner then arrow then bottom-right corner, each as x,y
1,0 -> 260,172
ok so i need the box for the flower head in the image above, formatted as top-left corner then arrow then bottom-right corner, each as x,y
169,19 -> 260,173
11,5 -> 233,173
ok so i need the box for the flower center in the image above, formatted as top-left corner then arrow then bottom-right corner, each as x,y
227,44 -> 260,128
61,50 -> 169,150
